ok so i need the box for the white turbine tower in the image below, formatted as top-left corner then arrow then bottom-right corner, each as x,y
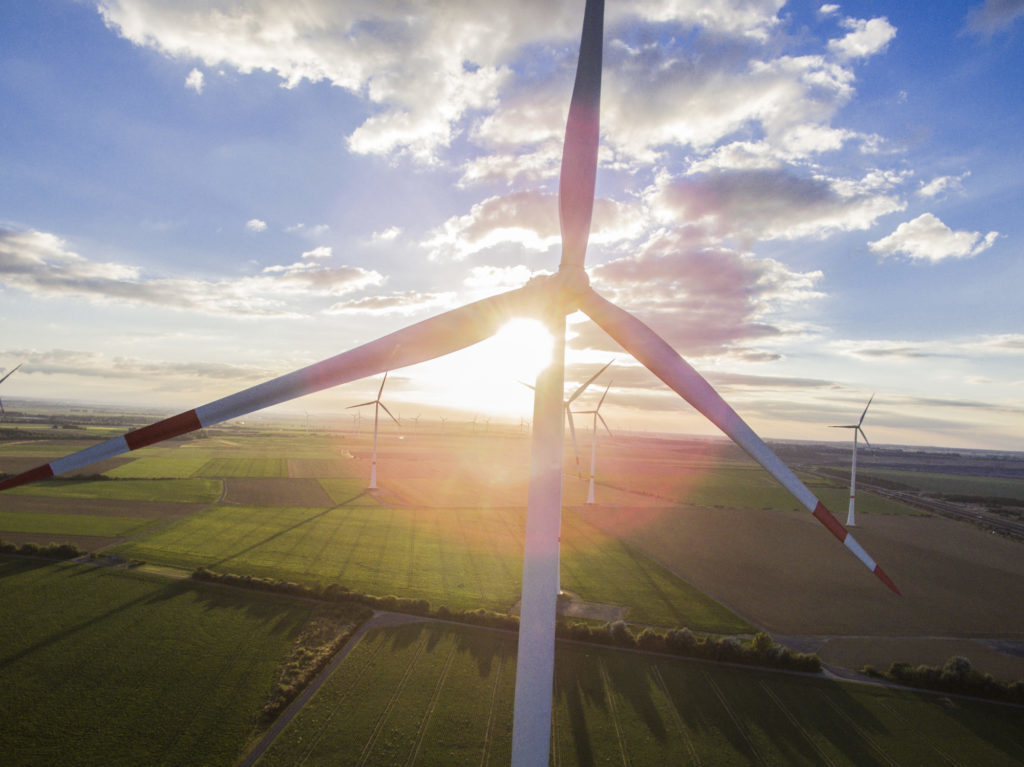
578,381 -> 613,504
0,4 -> 900,764
0,363 -> 22,417
347,372 -> 400,490
831,394 -> 874,527
522,359 -> 613,478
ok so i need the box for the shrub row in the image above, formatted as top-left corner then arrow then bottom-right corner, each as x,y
190,568 -> 820,674
0,538 -> 85,560
556,621 -> 821,672
862,656 -> 1024,704
258,605 -> 372,726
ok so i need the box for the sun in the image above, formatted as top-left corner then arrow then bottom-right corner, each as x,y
489,318 -> 555,385
406,318 -> 555,418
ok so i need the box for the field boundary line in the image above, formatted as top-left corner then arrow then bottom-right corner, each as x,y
356,632 -> 429,767
702,671 -> 764,765
651,664 -> 700,766
480,644 -> 506,767
406,642 -> 457,766
820,691 -> 900,767
876,699 -> 965,767
758,680 -> 837,767
599,659 -> 632,767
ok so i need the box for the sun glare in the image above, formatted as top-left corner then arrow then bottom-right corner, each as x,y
490,319 -> 555,385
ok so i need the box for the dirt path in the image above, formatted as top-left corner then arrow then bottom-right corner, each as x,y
236,611 -> 430,767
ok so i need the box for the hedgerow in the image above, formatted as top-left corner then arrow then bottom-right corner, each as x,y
0,538 -> 85,560
861,656 -> 1024,704
190,567 -> 820,673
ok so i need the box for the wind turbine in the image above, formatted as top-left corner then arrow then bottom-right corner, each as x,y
347,372 -> 400,490
830,394 -> 874,527
577,381 -> 613,504
522,359 -> 612,477
0,4 -> 900,765
0,363 -> 23,416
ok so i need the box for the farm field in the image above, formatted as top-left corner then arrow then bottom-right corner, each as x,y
3,425 -> 1024,678
857,468 -> 1024,500
254,621 -> 1024,767
114,503 -> 750,632
0,557 -> 316,767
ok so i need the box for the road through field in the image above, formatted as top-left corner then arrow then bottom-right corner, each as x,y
238,611 -> 431,767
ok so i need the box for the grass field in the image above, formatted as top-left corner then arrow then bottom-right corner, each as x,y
114,504 -> 749,631
0,510 -> 158,538
6,477 -> 222,503
0,557 -> 313,767
255,621 -> 1024,766
857,468 -> 1024,500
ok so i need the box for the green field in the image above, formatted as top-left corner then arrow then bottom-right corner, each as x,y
255,621 -> 1024,766
0,510 -> 158,538
0,557 -> 314,767
858,468 -> 1024,501
7,477 -> 222,503
114,504 -> 749,631
671,466 -> 920,515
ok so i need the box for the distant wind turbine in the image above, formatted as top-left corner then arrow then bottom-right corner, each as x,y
830,394 -> 874,527
0,4 -> 899,764
522,359 -> 612,477
347,372 -> 400,490
577,380 -> 613,504
0,363 -> 22,416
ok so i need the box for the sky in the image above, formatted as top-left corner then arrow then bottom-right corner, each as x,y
1,0 -> 1023,451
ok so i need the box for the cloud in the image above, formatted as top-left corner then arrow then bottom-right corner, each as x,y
246,218 -> 268,232
286,222 -> 330,238
918,172 -> 970,198
0,226 -> 383,316
184,67 -> 204,93
325,290 -> 455,316
868,213 -> 1000,262
371,226 -> 402,243
423,190 -> 645,261
965,0 -> 1024,36
6,348 -> 273,383
648,168 -> 904,242
819,4 -> 840,16
828,16 -> 897,60
577,228 -> 824,356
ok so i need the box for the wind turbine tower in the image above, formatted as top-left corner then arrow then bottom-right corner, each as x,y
347,372 -> 400,490
578,381 -> 613,504
830,394 -> 874,526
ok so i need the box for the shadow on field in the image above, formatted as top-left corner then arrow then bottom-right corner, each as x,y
207,491 -> 370,569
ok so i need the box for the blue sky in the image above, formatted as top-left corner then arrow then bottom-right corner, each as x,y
1,0 -> 1022,450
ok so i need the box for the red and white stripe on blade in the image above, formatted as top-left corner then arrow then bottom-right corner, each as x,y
578,288 -> 901,596
0,284 -> 545,493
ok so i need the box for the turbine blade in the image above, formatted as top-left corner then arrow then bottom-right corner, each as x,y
597,413 -> 612,438
0,284 -> 547,492
346,401 -> 377,410
858,393 -> 874,426
557,0 -> 604,270
377,371 -> 389,399
858,427 -> 871,448
579,288 -> 900,595
518,380 -> 536,391
379,402 -> 401,427
566,359 -> 613,404
565,407 -> 582,476
595,380 -> 611,410
0,363 -> 23,386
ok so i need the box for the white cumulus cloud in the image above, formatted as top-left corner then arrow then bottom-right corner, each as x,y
869,213 -> 1000,262
184,67 -> 204,93
246,218 -> 268,233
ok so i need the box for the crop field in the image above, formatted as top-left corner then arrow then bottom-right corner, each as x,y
0,557 -> 314,767
0,509 -> 158,538
6,477 -> 222,503
113,503 -> 747,631
254,621 -> 1024,767
858,468 -> 1024,500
